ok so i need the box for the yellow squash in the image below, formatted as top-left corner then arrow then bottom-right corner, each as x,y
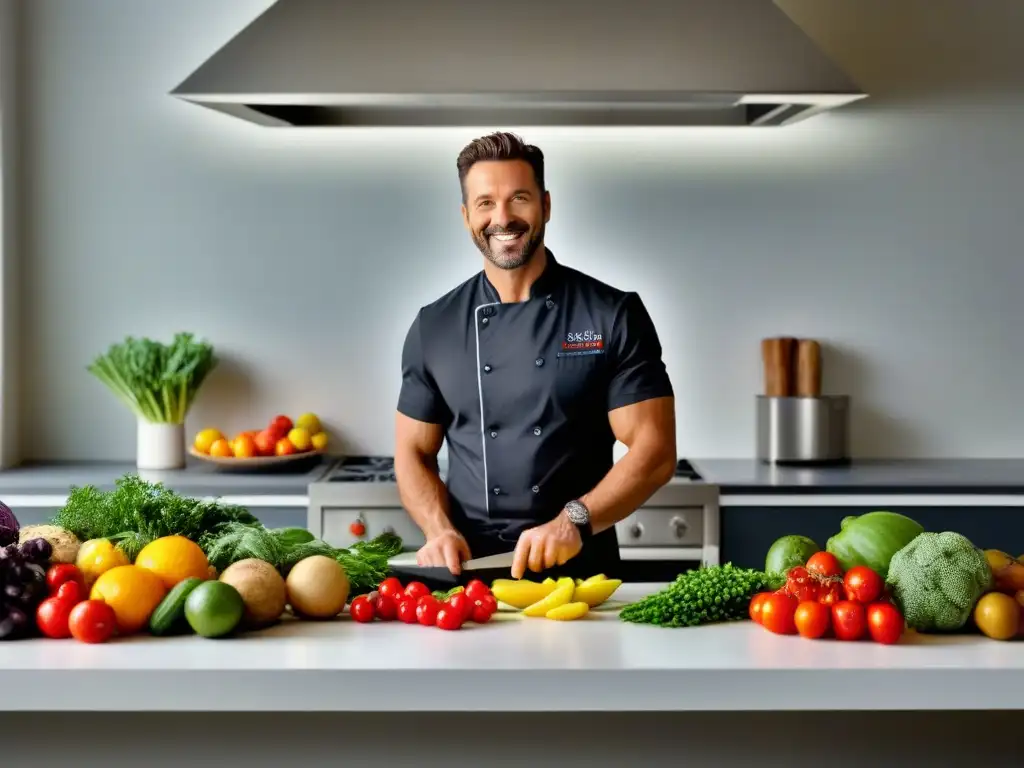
522,577 -> 575,617
490,578 -> 559,609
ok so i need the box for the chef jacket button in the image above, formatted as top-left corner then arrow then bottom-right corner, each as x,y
531,485 -> 540,494
483,364 -> 492,373
535,357 -> 544,367
492,486 -> 501,495
533,426 -> 542,436
481,317 -> 489,325
489,429 -> 498,439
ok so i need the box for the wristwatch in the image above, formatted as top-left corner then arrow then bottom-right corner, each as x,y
563,499 -> 593,539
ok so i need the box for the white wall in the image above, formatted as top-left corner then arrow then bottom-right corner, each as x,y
16,0 -> 1024,461
0,0 -> 21,467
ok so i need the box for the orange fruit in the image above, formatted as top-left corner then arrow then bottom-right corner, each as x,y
269,415 -> 293,434
275,437 -> 296,456
232,433 -> 257,458
209,438 -> 233,458
254,429 -> 277,456
134,535 -> 211,590
89,565 -> 167,634
310,431 -> 329,451
75,538 -> 130,587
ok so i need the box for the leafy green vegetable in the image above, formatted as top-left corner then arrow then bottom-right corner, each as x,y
87,332 -> 217,423
825,510 -> 925,580
619,563 -> 783,628
885,531 -> 993,632
432,586 -> 464,601
199,524 -> 403,596
51,474 -> 258,559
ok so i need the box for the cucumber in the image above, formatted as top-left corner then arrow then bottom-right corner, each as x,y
149,577 -> 204,636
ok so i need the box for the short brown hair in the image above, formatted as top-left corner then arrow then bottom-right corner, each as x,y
456,132 -> 545,201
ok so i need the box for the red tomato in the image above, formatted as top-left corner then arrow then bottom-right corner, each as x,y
36,596 -> 74,639
397,598 -> 419,624
748,592 -> 772,624
464,579 -> 491,602
805,551 -> 843,579
867,602 -> 904,644
67,600 -> 116,644
56,579 -> 86,606
374,594 -> 398,621
378,577 -> 403,600
843,566 -> 884,604
350,596 -> 376,623
817,581 -> 844,606
793,600 -> 831,639
416,598 -> 441,626
470,594 -> 498,623
435,606 -> 464,630
403,581 -> 430,601
447,592 -> 473,621
831,600 -> 867,641
784,566 -> 819,602
417,594 -> 438,607
46,563 -> 84,594
759,593 -> 798,635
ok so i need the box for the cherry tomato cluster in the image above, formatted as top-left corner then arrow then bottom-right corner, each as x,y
35,563 -> 117,644
749,551 -> 905,644
348,577 -> 498,631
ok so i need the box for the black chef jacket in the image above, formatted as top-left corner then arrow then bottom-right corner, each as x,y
397,250 -> 673,577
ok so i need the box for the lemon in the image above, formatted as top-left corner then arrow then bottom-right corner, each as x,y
90,565 -> 167,635
76,538 -> 130,587
287,427 -> 312,451
310,431 -> 329,451
193,428 -> 224,454
135,535 -> 211,590
295,412 -> 322,434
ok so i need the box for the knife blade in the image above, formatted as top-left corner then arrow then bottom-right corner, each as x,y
462,551 -> 515,570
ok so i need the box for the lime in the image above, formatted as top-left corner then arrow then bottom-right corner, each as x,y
184,580 -> 245,638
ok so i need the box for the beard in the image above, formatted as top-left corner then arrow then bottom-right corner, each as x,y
473,221 -> 545,270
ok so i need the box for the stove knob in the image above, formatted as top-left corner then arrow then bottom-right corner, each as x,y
670,516 -> 688,539
630,522 -> 644,540
349,520 -> 366,537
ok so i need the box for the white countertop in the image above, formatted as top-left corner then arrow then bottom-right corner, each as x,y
2,583 -> 1021,712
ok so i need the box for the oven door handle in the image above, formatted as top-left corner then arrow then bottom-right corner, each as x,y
618,546 -> 705,561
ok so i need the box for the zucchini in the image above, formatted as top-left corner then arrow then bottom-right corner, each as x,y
149,577 -> 204,636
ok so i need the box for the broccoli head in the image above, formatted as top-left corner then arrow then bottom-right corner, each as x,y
885,531 -> 993,632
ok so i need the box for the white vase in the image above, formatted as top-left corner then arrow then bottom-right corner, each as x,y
136,419 -> 186,470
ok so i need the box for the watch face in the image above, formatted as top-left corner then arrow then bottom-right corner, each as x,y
565,501 -> 589,525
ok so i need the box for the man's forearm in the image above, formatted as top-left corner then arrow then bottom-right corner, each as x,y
577,442 -> 676,535
395,451 -> 454,539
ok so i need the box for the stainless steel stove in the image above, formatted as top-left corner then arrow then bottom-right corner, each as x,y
308,455 -> 720,580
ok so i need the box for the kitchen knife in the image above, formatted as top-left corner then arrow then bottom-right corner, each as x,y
386,550 -> 516,591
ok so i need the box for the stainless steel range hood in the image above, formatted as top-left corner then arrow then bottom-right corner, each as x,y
171,0 -> 866,128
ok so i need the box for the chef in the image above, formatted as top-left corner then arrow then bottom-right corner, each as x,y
394,131 -> 677,580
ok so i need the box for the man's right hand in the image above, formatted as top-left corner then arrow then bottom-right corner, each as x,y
416,529 -> 471,575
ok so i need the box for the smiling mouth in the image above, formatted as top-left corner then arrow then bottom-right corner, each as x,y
490,232 -> 524,243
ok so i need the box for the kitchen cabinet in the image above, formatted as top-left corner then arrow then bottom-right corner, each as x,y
720,505 -> 1024,570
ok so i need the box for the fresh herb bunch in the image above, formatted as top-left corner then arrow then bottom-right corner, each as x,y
619,563 -> 784,628
87,332 -> 217,423
51,474 -> 258,560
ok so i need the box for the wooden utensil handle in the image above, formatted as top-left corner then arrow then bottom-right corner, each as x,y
761,337 -> 796,397
796,340 -> 822,397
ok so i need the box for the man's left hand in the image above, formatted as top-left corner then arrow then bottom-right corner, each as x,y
511,510 -> 583,580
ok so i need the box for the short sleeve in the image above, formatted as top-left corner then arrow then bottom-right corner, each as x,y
396,311 -> 450,424
606,292 -> 674,411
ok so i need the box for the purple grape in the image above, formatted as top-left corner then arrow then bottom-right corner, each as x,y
6,606 -> 26,628
0,616 -> 16,640
3,584 -> 19,601
20,537 -> 52,563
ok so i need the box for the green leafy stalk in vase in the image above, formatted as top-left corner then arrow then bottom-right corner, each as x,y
87,332 -> 217,423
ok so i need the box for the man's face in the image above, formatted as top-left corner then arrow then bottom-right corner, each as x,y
461,159 -> 550,270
